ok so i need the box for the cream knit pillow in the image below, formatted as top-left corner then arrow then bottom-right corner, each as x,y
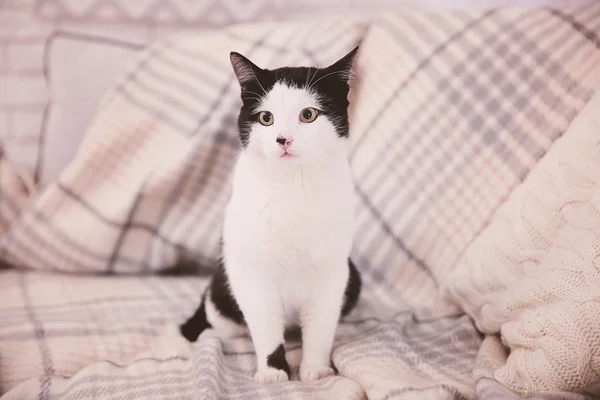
442,91 -> 600,396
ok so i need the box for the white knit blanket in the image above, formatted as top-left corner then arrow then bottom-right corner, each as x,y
2,3 -> 600,399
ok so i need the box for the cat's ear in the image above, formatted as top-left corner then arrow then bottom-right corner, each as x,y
230,52 -> 263,87
323,46 -> 359,84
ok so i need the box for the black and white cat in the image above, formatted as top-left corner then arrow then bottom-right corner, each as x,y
180,47 -> 361,384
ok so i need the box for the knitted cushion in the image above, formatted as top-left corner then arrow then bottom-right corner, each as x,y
443,90 -> 600,395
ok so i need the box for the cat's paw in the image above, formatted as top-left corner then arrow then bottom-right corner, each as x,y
299,364 -> 335,381
254,367 -> 289,384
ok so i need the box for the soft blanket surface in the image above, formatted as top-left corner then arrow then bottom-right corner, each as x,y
1,2 -> 600,399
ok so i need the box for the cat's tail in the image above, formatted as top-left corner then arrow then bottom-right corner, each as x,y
180,292 -> 212,342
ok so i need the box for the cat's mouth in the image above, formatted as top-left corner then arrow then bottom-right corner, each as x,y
280,151 -> 296,158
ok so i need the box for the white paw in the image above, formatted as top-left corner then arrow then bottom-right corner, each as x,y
254,367 -> 289,384
299,364 -> 335,381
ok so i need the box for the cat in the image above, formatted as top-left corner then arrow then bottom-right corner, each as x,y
180,47 -> 361,384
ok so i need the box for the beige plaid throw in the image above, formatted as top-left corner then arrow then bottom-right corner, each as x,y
2,2 -> 600,399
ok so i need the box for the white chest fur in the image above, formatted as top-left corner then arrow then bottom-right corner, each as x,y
223,152 -> 354,322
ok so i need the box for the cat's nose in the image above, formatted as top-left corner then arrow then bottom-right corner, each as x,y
276,135 -> 293,148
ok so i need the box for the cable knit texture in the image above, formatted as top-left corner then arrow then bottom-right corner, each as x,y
443,90 -> 600,396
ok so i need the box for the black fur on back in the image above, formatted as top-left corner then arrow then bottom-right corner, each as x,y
230,47 -> 359,147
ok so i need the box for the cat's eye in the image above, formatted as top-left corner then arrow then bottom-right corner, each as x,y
299,107 -> 318,123
258,111 -> 274,126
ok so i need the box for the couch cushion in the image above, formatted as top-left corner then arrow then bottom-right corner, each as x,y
0,18 -> 365,273
443,90 -> 600,395
349,0 -> 600,313
39,33 -> 142,186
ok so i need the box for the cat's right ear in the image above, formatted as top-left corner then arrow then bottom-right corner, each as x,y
230,52 -> 263,87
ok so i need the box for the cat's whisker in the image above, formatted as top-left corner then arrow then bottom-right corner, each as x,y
225,153 -> 241,171
308,70 -> 347,90
304,68 -> 314,88
300,167 -> 307,194
242,97 -> 262,103
244,90 -> 264,98
250,70 -> 268,97
307,68 -> 319,88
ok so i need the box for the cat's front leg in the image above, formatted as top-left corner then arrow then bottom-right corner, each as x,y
247,309 -> 290,383
227,264 -> 291,383
299,267 -> 347,381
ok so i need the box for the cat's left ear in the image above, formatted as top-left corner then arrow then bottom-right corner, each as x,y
323,46 -> 359,84
230,52 -> 264,88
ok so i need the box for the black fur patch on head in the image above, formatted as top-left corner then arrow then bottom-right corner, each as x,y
341,258 -> 361,317
229,47 -> 359,148
266,343 -> 291,377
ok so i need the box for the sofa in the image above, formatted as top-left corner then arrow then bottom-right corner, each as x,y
1,0 -> 600,399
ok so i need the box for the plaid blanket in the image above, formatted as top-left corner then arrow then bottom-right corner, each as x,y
2,2 -> 600,399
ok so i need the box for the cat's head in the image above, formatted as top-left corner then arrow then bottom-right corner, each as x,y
229,47 -> 358,164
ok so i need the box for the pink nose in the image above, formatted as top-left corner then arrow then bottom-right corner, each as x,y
275,135 -> 293,149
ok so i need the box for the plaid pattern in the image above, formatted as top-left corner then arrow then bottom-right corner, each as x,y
0,19 -> 366,273
0,0 -> 183,178
349,1 -> 600,312
0,269 -> 479,400
2,2 -> 600,399
0,0 -> 456,183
